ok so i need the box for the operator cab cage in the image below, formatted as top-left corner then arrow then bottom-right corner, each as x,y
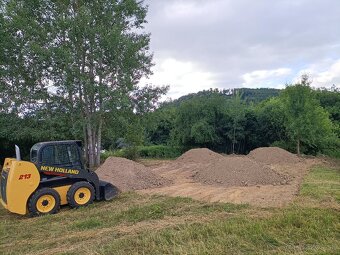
30,140 -> 84,171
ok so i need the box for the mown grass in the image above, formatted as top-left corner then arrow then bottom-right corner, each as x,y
0,164 -> 339,254
300,166 -> 340,202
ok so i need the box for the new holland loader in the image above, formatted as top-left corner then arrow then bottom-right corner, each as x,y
0,140 -> 118,216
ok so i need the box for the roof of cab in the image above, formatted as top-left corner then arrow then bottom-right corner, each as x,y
32,140 -> 82,149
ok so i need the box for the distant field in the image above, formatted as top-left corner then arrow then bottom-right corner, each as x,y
0,163 -> 339,255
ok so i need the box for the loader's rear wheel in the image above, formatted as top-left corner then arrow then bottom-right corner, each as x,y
67,181 -> 95,208
28,188 -> 61,216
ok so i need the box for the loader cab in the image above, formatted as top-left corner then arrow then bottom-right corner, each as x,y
30,140 -> 84,171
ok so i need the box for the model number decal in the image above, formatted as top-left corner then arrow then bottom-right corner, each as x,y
19,174 -> 31,180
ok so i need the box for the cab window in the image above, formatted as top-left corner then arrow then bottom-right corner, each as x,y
41,144 -> 80,166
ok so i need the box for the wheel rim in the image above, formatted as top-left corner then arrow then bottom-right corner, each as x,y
74,187 -> 91,205
36,195 -> 56,213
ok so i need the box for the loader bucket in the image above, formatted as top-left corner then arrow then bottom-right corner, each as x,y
99,180 -> 119,201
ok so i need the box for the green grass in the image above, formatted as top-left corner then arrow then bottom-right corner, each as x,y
0,164 -> 339,254
101,207 -> 339,255
300,166 -> 340,202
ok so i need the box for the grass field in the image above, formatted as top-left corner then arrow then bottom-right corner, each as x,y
0,163 -> 339,255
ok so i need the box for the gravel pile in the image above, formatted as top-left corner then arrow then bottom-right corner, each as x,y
248,147 -> 300,164
96,157 -> 171,191
192,155 -> 290,187
175,148 -> 224,164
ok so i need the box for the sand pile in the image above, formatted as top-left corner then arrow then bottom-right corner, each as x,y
248,147 -> 300,165
96,157 -> 171,191
175,148 -> 224,164
192,155 -> 290,187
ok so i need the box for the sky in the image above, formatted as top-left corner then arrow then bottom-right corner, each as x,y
140,0 -> 340,99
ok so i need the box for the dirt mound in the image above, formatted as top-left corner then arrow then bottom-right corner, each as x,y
192,155 -> 290,187
176,148 -> 224,164
248,147 -> 300,165
96,157 -> 171,191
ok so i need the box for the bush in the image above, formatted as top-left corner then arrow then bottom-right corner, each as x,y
271,140 -> 296,153
101,146 -> 139,162
138,145 -> 183,159
101,150 -> 116,162
101,145 -> 184,161
321,138 -> 340,159
124,146 -> 139,160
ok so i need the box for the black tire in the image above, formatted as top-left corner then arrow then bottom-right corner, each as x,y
28,188 -> 61,217
67,181 -> 95,208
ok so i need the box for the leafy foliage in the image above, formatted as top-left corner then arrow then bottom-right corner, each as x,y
142,84 -> 339,157
281,77 -> 334,155
0,0 -> 167,167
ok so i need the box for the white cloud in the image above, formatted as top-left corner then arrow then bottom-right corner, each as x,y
164,0 -> 228,22
241,68 -> 292,88
144,0 -> 340,95
140,58 -> 216,99
294,59 -> 340,88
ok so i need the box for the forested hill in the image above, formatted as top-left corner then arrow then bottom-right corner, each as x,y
162,88 -> 281,107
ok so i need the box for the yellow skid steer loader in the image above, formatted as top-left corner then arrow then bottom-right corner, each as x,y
0,140 -> 118,216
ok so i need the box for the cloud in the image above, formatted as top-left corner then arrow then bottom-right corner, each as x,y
143,0 -> 340,95
140,58 -> 216,99
294,59 -> 340,88
163,0 -> 228,23
242,68 -> 292,88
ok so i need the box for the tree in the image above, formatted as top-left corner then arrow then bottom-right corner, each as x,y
143,106 -> 176,145
226,91 -> 246,154
315,87 -> 340,138
1,0 -> 165,168
255,97 -> 287,147
281,76 -> 334,155
173,93 -> 226,149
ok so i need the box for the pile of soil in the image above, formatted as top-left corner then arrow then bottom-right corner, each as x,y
96,157 -> 171,191
175,148 -> 224,164
192,155 -> 290,187
248,147 -> 300,165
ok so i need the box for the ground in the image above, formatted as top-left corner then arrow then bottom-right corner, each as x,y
0,160 -> 339,254
138,158 -> 319,207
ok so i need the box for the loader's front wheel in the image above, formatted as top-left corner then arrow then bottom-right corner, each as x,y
28,188 -> 61,216
67,181 -> 95,208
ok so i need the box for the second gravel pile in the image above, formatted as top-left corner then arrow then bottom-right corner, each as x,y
248,147 -> 300,164
176,148 -> 224,164
176,148 -> 291,187
96,157 -> 171,191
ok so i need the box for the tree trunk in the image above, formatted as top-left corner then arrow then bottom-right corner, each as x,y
87,122 -> 95,169
232,126 -> 236,154
96,119 -> 102,166
297,139 -> 300,156
83,124 -> 87,164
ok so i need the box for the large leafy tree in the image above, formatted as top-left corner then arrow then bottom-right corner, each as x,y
281,76 -> 334,155
0,0 -> 165,168
255,98 -> 287,146
172,93 -> 228,150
